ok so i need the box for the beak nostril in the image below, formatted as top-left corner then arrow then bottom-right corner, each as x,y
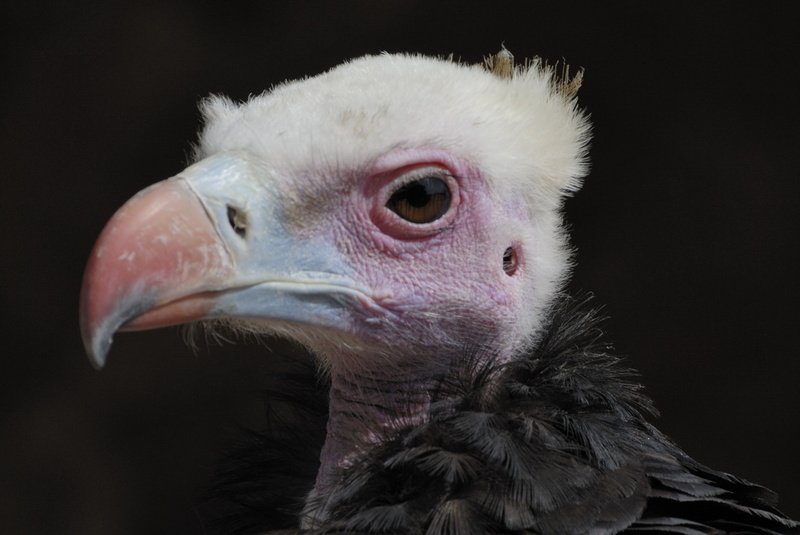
227,205 -> 247,238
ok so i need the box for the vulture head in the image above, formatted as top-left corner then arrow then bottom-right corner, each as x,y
82,50 -> 589,505
82,55 -> 588,374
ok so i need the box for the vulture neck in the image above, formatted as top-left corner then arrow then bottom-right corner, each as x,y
315,361 -> 434,494
312,338 -> 512,497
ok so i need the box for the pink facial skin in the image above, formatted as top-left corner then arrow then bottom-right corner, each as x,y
299,147 -> 527,369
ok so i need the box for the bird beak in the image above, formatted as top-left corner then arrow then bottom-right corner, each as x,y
80,152 -> 362,369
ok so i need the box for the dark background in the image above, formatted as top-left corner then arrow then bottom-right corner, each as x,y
2,2 -> 798,533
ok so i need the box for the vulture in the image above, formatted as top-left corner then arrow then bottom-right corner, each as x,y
80,51 -> 799,534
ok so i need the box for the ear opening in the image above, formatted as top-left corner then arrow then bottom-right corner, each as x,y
503,246 -> 519,276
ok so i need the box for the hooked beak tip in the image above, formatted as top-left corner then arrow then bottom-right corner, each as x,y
80,307 -> 111,370
87,337 -> 109,370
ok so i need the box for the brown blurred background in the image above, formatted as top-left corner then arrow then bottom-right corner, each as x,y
2,2 -> 798,533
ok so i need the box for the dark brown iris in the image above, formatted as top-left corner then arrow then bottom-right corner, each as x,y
386,176 -> 451,224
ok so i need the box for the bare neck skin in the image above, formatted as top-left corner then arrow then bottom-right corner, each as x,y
310,332 -> 513,497
315,361 -> 434,494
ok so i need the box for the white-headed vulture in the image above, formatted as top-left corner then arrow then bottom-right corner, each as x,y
80,50 -> 799,534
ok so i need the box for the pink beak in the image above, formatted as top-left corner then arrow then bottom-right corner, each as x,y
79,178 -> 234,368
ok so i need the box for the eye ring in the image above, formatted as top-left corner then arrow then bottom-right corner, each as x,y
368,162 -> 461,240
386,174 -> 452,224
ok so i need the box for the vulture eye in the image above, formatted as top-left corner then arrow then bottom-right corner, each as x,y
386,175 -> 452,224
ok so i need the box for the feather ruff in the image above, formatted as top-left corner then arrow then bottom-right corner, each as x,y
204,296 -> 799,534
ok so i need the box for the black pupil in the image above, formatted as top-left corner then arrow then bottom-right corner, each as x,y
386,176 -> 451,224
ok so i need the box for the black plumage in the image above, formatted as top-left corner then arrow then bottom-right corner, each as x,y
206,297 -> 799,534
